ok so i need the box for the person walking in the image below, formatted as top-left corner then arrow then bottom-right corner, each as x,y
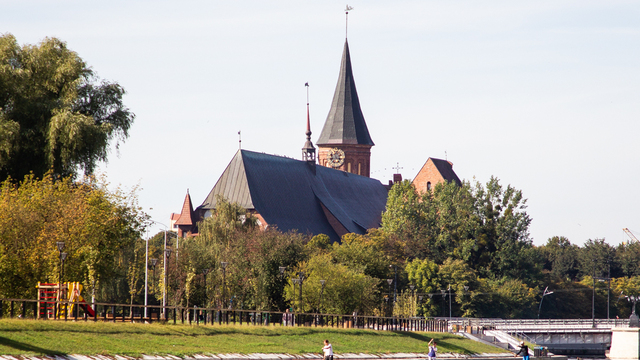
515,341 -> 529,360
427,339 -> 437,360
322,339 -> 333,360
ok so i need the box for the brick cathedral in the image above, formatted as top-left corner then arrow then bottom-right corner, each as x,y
172,38 -> 461,241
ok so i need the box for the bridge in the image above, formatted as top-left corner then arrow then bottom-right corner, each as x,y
450,318 -> 631,355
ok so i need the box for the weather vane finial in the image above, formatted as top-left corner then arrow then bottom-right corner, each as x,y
345,5 -> 353,39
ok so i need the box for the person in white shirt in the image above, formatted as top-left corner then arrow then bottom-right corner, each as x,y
428,339 -> 437,360
322,339 -> 333,360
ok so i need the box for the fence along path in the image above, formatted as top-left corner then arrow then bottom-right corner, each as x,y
0,298 -> 448,332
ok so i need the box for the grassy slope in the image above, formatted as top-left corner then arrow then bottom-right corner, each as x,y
0,320 -> 506,357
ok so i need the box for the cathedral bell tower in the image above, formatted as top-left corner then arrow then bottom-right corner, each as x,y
316,39 -> 374,177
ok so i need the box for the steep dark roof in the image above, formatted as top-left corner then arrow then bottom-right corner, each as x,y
198,150 -> 388,241
317,40 -> 374,146
430,158 -> 462,185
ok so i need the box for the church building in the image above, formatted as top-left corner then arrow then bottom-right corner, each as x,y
171,37 -> 461,241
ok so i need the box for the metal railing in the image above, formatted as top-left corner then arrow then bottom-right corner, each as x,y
0,298 -> 448,332
448,317 -> 629,330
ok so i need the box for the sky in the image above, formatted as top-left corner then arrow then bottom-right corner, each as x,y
2,0 -> 639,246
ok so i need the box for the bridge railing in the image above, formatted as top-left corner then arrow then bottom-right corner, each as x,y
448,317 -> 629,330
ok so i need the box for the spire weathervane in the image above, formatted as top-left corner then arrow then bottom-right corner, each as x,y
238,131 -> 241,149
302,82 -> 316,163
345,5 -> 353,39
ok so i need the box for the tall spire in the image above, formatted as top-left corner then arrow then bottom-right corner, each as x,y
302,82 -> 316,163
316,40 -> 374,146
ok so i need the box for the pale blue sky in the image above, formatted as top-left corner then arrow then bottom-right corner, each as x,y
3,0 -> 639,245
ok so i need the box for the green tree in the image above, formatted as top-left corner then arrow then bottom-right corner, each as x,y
406,258 -> 440,316
0,34 -> 134,180
615,242 -> 640,277
537,236 -> 580,281
578,239 -> 616,279
470,177 -> 537,282
284,253 -> 380,315
0,173 -> 146,300
332,233 -> 389,280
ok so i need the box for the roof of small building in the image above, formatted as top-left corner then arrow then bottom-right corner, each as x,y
316,40 -> 374,147
198,150 -> 388,241
429,158 -> 462,185
175,192 -> 195,226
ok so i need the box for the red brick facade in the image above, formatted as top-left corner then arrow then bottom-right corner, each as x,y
317,144 -> 372,177
412,158 -> 458,195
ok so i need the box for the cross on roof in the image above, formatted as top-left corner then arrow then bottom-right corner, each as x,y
393,162 -> 403,174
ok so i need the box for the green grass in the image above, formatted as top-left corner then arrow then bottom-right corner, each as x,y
0,319 -> 507,357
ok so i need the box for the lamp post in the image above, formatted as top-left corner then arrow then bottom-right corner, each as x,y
296,272 -> 305,312
292,278 -> 300,312
150,258 -> 158,294
278,266 -> 286,311
150,220 -> 174,313
387,278 -> 393,316
448,285 -> 452,322
163,248 -> 172,319
389,265 -> 397,303
60,252 -> 68,283
537,286 -> 554,319
144,236 -> 150,319
319,280 -> 326,314
409,284 -> 415,317
221,262 -> 228,309
56,242 -> 65,283
202,268 -> 210,308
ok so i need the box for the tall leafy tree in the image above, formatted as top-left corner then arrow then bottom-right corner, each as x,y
0,34 -> 134,180
0,173 -> 146,299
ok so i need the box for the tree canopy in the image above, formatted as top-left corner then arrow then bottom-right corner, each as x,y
0,34 -> 134,180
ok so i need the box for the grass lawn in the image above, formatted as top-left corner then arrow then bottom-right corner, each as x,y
0,319 -> 507,357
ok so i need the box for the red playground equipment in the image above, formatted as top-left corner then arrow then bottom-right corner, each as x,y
36,282 -> 95,319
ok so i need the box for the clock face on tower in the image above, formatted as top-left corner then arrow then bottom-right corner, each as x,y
327,148 -> 345,168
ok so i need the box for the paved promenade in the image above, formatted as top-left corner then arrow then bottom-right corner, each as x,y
0,354 -> 564,360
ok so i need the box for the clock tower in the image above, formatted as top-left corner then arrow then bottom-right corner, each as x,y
316,39 -> 374,177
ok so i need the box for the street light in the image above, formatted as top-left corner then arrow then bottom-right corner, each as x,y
163,248 -> 172,319
150,258 -> 158,294
202,268 -> 210,308
56,242 -> 65,283
409,284 -> 415,316
221,262 -> 228,309
387,279 -> 393,316
319,280 -> 326,314
150,220 -> 175,313
296,272 -> 305,313
537,286 -> 554,319
448,285 -> 452,322
389,265 -> 397,303
60,252 -> 68,282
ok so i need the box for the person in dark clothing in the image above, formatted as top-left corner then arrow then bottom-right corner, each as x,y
515,341 -> 529,360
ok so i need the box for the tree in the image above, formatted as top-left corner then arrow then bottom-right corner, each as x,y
406,258 -> 440,316
284,253 -> 380,315
0,34 -> 134,180
578,239 -> 616,279
537,236 -> 580,281
0,173 -> 146,300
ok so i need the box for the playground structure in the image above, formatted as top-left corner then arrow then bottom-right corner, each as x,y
36,282 -> 95,319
